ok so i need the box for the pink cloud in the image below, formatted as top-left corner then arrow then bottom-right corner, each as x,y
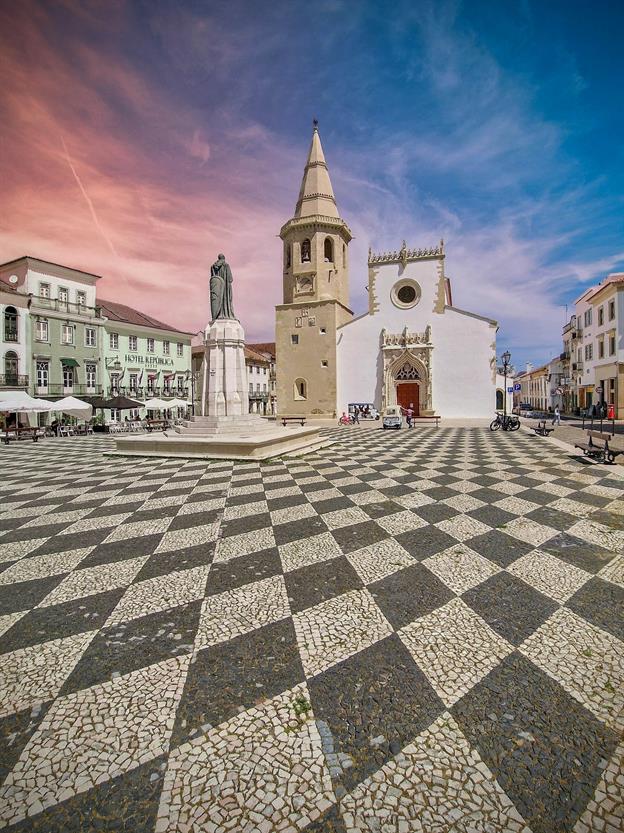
0,3 -> 295,341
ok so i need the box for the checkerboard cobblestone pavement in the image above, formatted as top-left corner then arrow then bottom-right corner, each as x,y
0,427 -> 623,832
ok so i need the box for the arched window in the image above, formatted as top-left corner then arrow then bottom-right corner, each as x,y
324,237 -> 333,262
4,351 -> 18,384
294,378 -> 307,400
301,239 -> 311,263
496,389 -> 504,410
285,243 -> 291,269
4,306 -> 18,342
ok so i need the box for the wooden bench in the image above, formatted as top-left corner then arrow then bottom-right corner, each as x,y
409,416 -> 441,428
575,430 -> 623,464
532,420 -> 554,437
1,427 -> 44,445
281,416 -> 306,427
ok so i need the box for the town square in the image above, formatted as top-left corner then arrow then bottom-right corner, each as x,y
1,0 -> 623,831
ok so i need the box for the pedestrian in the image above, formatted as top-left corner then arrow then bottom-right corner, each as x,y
353,408 -> 360,424
552,406 -> 561,427
406,403 -> 414,428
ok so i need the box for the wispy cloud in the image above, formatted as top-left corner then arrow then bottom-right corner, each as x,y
0,0 -> 621,368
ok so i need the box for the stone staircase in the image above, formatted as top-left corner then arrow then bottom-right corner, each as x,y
173,414 -> 277,437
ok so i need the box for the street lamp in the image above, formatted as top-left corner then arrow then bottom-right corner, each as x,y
501,350 -> 511,419
185,369 -> 196,416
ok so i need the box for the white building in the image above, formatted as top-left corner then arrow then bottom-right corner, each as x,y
336,244 -> 498,419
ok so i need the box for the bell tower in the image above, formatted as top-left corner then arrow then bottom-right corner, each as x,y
275,122 -> 353,417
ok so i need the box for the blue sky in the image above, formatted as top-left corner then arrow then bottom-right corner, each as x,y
1,0 -> 622,368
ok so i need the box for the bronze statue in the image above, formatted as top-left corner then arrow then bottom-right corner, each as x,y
210,254 -> 236,321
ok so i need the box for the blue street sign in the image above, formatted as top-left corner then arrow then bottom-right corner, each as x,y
513,383 -> 521,392
507,387 -> 513,393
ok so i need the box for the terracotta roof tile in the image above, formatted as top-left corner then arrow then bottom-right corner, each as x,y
244,345 -> 270,363
98,298 -> 190,334
247,342 -> 276,357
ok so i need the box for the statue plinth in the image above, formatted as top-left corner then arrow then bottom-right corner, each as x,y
200,318 -> 248,417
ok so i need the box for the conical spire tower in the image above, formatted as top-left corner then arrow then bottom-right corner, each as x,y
294,120 -> 339,219
275,120 -> 354,419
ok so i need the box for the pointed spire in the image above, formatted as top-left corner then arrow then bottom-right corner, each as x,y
294,120 -> 339,219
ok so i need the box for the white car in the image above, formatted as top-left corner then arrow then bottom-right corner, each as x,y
382,406 -> 402,429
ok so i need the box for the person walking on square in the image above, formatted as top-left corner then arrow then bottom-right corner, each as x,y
406,403 -> 414,428
552,405 -> 561,427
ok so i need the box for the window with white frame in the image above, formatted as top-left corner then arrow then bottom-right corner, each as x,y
85,327 -> 96,347
110,373 -> 120,392
77,291 -> 86,307
609,334 -> 616,355
86,363 -> 96,389
61,324 -> 74,345
163,340 -> 170,355
36,361 -> 49,389
263,383 -> 267,393
249,382 -> 253,394
598,307 -> 604,326
129,372 -> 138,391
256,382 -> 261,392
36,319 -> 48,342
62,365 -> 74,388
39,283 -> 50,298
609,300 -> 615,321
177,343 -> 183,357
129,335 -> 138,351
58,287 -> 68,304
584,309 -> 592,327
598,338 -> 604,359
584,343 -> 593,360
147,338 -> 155,353
177,375 -> 184,392
109,332 -> 119,350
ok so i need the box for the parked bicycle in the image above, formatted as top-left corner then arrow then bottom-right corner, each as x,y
489,412 -> 520,432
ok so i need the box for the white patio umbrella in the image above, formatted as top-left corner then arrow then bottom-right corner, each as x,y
0,392 -> 55,412
142,397 -> 169,410
52,396 -> 93,420
167,397 -> 189,409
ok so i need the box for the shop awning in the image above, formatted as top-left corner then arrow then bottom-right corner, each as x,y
61,358 -> 80,367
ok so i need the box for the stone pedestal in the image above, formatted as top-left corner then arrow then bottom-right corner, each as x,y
201,319 -> 248,417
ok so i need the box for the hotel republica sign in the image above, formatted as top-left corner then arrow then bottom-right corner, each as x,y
123,355 -> 174,366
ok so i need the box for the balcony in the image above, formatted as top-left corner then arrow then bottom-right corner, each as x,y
3,329 -> 18,343
35,384 -> 103,396
108,385 -> 189,399
249,391 -> 269,402
32,297 -> 103,318
0,374 -> 28,389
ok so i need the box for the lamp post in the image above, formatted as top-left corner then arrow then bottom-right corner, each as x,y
185,370 -> 196,416
501,350 -> 511,420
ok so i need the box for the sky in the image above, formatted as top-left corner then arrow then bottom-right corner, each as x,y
1,0 -> 623,368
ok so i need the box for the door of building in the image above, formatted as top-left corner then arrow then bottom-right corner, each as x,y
396,383 -> 420,415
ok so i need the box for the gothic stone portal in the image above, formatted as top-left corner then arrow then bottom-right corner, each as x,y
383,353 -> 433,416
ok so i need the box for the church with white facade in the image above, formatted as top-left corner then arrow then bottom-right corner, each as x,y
275,124 -> 498,419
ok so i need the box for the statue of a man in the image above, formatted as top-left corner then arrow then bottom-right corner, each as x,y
210,254 -> 236,321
